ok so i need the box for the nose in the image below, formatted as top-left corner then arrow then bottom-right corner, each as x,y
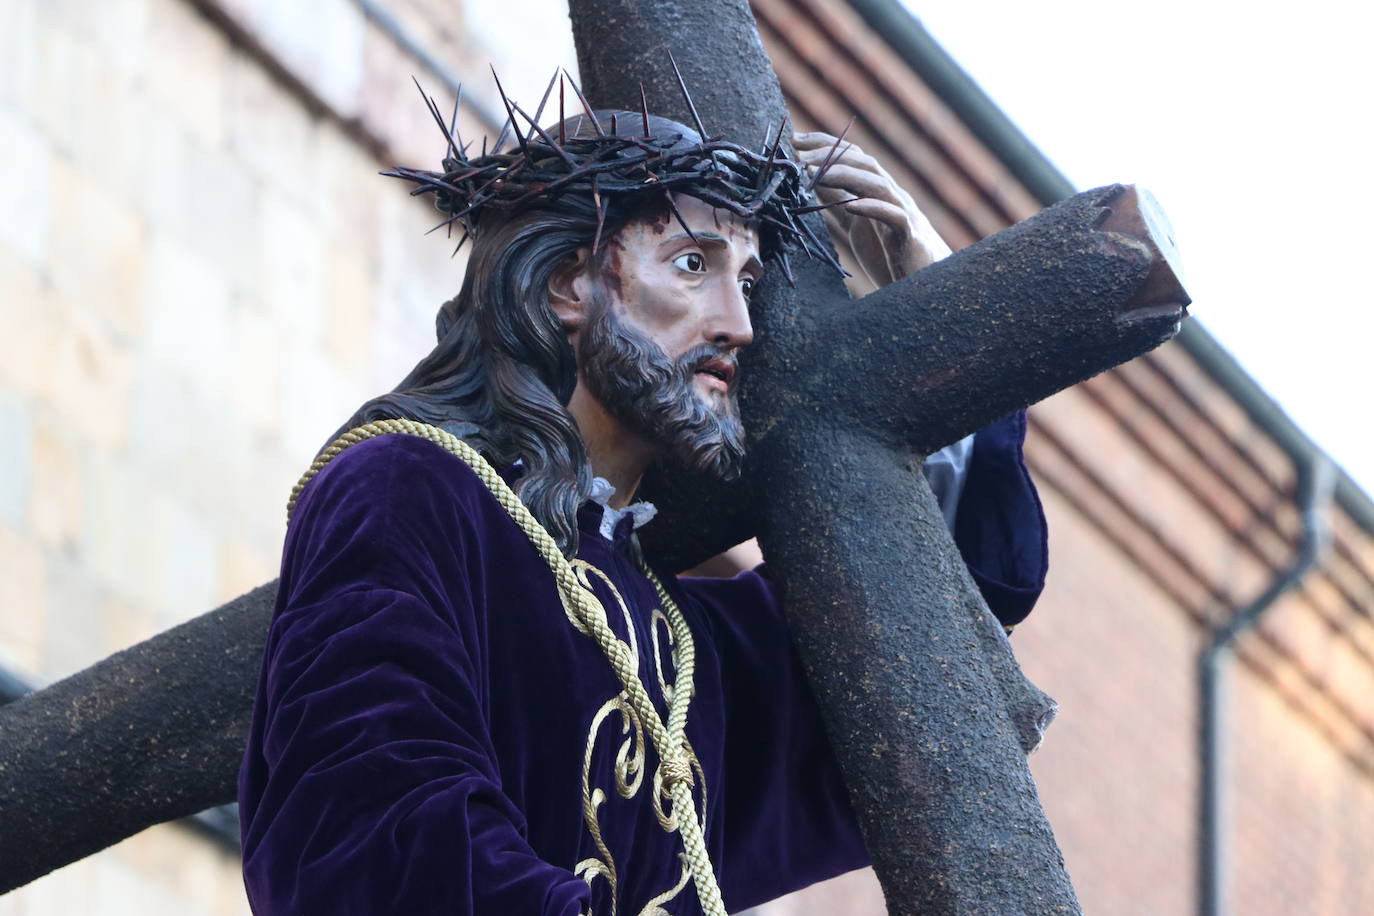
707,280 -> 754,350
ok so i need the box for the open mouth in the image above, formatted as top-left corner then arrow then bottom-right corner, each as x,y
694,358 -> 736,391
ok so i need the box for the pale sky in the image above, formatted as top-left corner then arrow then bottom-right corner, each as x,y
905,0 -> 1374,493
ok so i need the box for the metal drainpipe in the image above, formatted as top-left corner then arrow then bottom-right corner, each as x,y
1198,455 -> 1334,916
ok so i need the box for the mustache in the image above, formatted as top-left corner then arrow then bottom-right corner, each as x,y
679,343 -> 739,384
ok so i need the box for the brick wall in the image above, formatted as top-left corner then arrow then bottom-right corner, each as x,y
1013,370 -> 1374,915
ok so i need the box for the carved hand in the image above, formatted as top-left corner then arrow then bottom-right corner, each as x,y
794,130 -> 952,290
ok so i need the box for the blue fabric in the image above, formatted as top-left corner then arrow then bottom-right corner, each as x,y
955,411 -> 1049,628
239,435 -> 869,915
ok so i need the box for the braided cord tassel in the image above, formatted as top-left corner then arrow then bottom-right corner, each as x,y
289,420 -> 728,916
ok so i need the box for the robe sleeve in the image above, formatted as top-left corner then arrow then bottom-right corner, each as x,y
679,569 -> 870,912
954,410 -> 1049,629
238,435 -> 590,916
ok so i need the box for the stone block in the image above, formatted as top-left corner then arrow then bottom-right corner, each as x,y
156,498 -> 219,628
5,266 -> 136,454
226,440 -> 299,557
38,0 -> 151,84
68,75 -> 152,222
225,293 -> 282,436
461,0 -> 579,107
219,538 -> 275,605
41,550 -> 109,679
375,187 -> 460,339
0,246 -> 57,402
183,144 -> 262,297
227,51 -> 316,209
104,594 -> 158,656
134,99 -> 262,295
0,0 -> 40,110
257,191 -> 326,344
0,522 -> 47,678
80,452 -> 163,613
297,0 -> 366,121
41,285 -> 135,452
360,23 -> 437,170
313,124 -> 382,244
142,0 -> 231,148
0,853 -> 100,915
27,6 -> 149,211
30,412 -> 83,550
0,107 -> 51,270
141,230 -> 231,385
278,341 -> 368,465
94,835 -> 201,916
0,392 -> 32,527
322,244 -> 376,372
370,308 -> 433,397
27,17 -> 103,162
47,157 -> 147,341
136,102 -> 196,233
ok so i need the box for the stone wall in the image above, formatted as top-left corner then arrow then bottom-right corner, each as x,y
0,0 -> 574,910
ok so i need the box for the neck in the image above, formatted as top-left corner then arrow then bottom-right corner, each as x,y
567,383 -> 657,509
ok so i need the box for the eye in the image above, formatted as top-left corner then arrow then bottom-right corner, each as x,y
673,251 -> 706,274
739,276 -> 756,299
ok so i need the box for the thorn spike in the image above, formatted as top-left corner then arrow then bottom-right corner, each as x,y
413,76 -> 462,159
531,68 -> 559,127
490,65 -> 526,153
448,84 -> 465,152
662,189 -> 699,244
808,115 -> 856,191
795,196 -> 862,214
562,69 -> 605,137
667,51 -> 708,139
770,115 -> 790,161
510,99 -> 576,168
639,83 -> 651,137
559,76 -> 566,145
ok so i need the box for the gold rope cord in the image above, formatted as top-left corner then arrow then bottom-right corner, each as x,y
288,419 -> 728,916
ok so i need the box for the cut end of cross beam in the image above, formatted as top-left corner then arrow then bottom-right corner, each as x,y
1094,184 -> 1192,327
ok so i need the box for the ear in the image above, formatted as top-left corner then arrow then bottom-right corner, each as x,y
547,247 -> 594,332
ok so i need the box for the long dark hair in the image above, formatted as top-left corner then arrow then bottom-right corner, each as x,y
344,190 -> 647,557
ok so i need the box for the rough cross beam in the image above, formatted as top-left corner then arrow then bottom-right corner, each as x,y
575,1 -> 1186,913
0,584 -> 275,891
0,0 -> 1188,909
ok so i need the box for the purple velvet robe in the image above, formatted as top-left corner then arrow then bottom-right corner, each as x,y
239,417 -> 1046,915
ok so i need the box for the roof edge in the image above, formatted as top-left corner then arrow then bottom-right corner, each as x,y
846,0 -> 1374,536
1175,320 -> 1374,534
844,0 -> 1075,205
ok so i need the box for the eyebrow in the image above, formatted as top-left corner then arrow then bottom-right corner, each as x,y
663,232 -> 764,274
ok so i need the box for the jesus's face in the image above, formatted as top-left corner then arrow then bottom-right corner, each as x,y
578,194 -> 762,479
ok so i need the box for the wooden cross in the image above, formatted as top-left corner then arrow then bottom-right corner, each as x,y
576,3 -> 1185,912
0,1 -> 1187,912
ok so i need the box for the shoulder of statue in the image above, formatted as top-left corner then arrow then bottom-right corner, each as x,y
289,431 -> 508,543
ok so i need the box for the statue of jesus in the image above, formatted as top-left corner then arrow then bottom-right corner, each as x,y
237,89 -> 1047,915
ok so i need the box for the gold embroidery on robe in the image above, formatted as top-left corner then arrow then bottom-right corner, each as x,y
571,563 -> 705,915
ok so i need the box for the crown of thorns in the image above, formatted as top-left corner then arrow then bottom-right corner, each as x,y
383,61 -> 857,284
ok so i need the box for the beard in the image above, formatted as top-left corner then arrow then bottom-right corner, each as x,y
578,300 -> 747,482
